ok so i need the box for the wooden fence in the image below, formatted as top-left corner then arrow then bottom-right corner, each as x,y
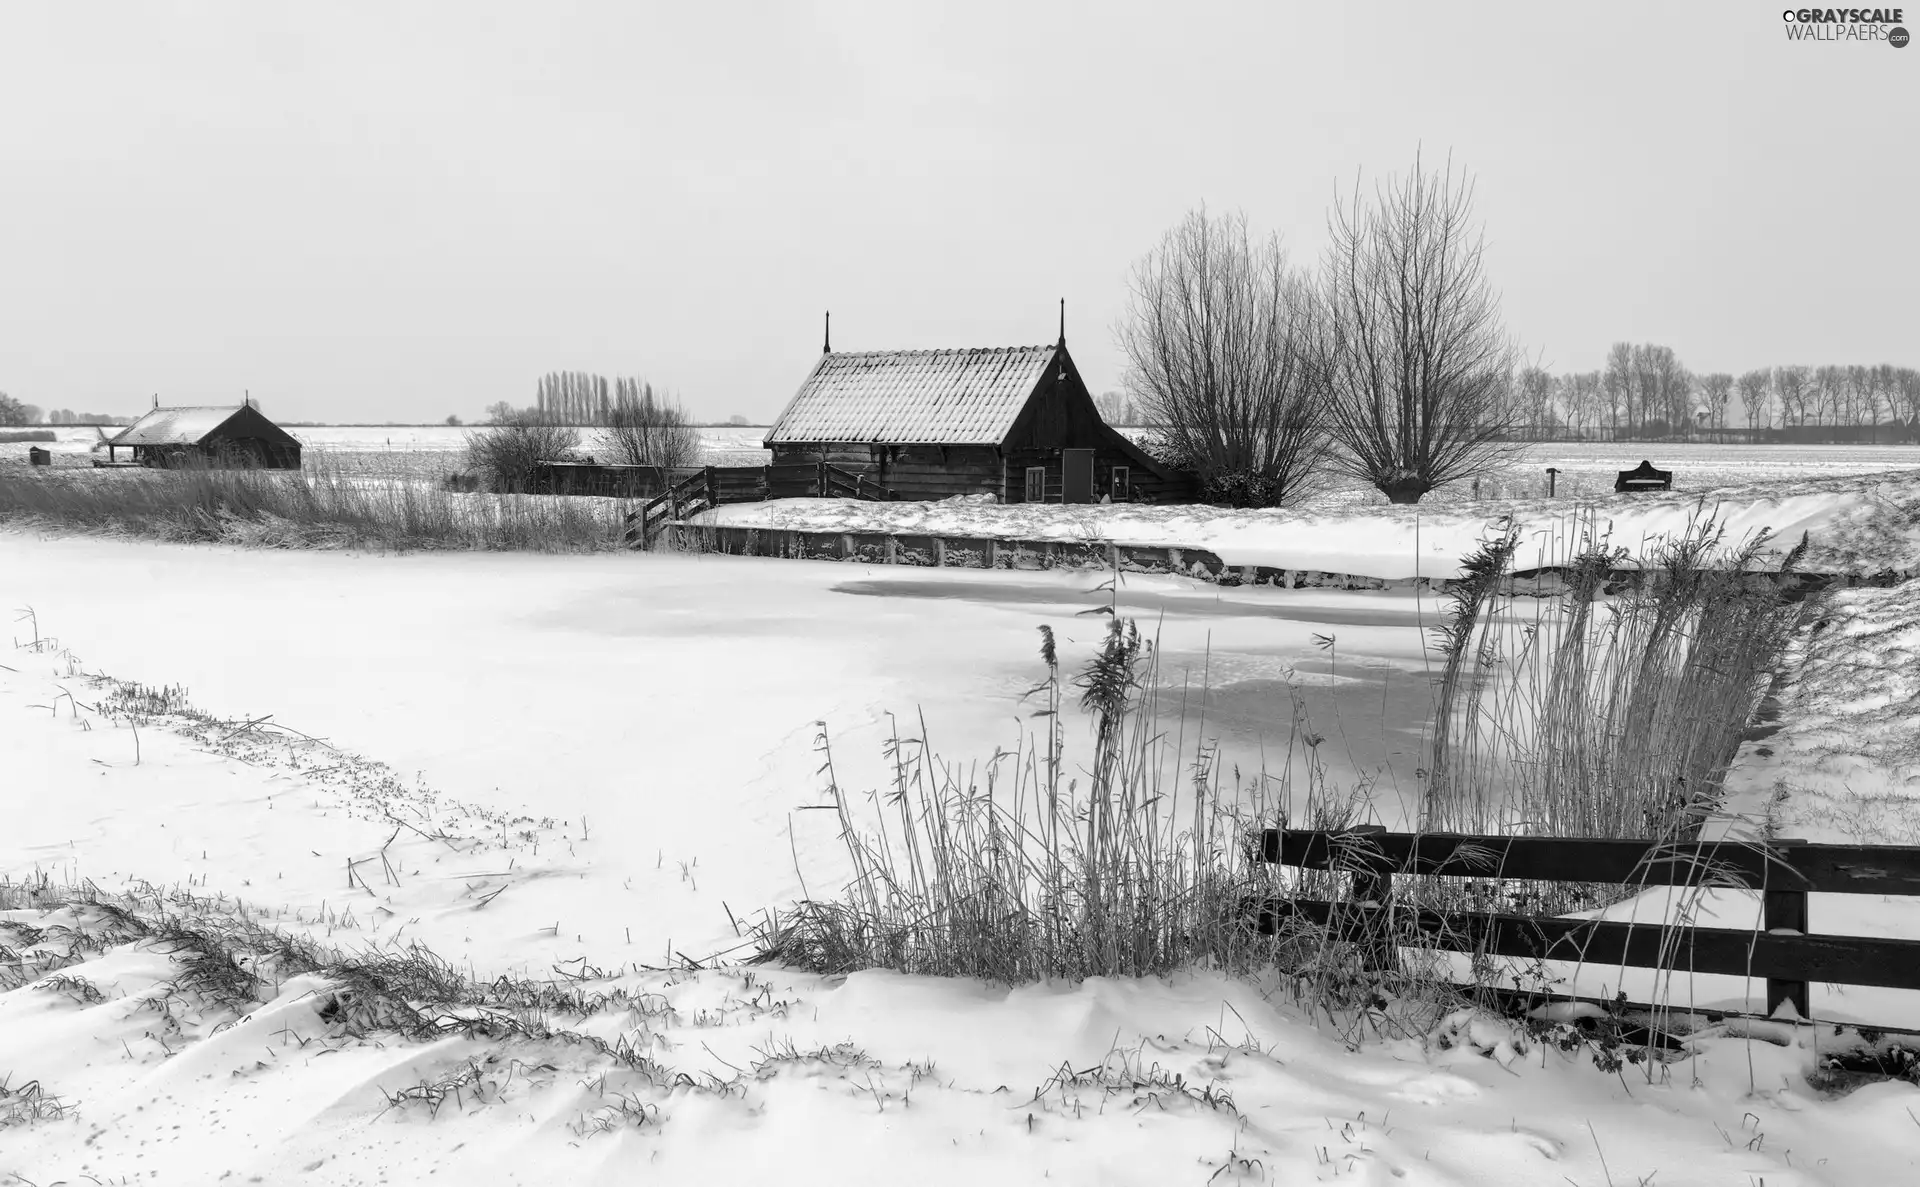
1255,827 -> 1920,1022
534,460 -> 896,506
622,464 -> 891,547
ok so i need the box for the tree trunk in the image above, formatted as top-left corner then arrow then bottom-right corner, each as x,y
1381,476 -> 1428,503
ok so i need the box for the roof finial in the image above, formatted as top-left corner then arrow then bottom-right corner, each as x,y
1058,298 -> 1065,347
823,310 -> 831,354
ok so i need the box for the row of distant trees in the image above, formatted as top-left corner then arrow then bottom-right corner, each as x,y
1509,357 -> 1920,436
0,393 -> 134,427
1118,154 -> 1518,505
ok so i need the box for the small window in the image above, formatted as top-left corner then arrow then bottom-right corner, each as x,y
1111,467 -> 1130,501
1024,466 -> 1046,503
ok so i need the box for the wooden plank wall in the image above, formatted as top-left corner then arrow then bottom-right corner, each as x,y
769,444 -> 1000,500
1004,444 -> 1193,504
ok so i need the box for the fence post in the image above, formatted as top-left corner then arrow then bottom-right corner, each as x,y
1341,825 -> 1396,973
706,466 -> 717,509
1763,839 -> 1810,1020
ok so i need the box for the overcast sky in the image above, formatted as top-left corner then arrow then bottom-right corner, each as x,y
1,2 -> 1912,424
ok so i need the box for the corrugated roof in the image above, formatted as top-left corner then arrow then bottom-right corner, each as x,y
764,346 -> 1058,445
110,406 -> 250,447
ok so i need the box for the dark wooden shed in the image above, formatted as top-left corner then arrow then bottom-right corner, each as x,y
107,404 -> 303,470
763,338 -> 1191,503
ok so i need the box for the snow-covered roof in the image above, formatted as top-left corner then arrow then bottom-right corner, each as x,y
764,346 -> 1060,446
109,405 -> 299,449
110,406 -> 250,447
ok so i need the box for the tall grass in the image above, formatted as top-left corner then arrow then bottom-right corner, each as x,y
757,616 -> 1302,982
0,454 -> 634,552
1422,508 -> 1809,838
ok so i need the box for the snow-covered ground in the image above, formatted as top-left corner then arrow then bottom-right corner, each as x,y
5,470 -> 1920,1183
701,468 -> 1920,580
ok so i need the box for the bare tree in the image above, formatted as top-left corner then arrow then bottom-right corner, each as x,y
1774,365 -> 1811,426
1603,343 -> 1633,434
1092,391 -> 1128,425
1557,370 -> 1604,433
1893,367 -> 1920,426
1810,365 -> 1845,425
1311,156 -> 1520,503
1735,369 -> 1771,429
597,380 -> 701,471
1698,372 -> 1734,430
1649,348 -> 1690,433
0,393 -> 31,427
1120,207 -> 1327,507
1516,366 -> 1555,437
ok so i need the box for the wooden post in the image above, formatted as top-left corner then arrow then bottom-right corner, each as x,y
933,537 -> 947,567
840,534 -> 855,560
1764,840 -> 1810,1019
762,465 -> 771,502
987,538 -> 1000,569
705,466 -> 717,509
885,536 -> 897,564
1344,825 -> 1397,973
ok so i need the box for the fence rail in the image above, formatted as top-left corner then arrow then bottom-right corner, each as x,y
1255,827 -> 1920,1022
619,464 -> 896,547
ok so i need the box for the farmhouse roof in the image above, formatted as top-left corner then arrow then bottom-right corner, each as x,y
764,345 -> 1060,446
110,405 -> 298,448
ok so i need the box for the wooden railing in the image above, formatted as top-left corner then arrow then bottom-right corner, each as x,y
1254,827 -> 1920,1022
822,464 -> 890,502
623,467 -> 715,548
620,464 -> 896,547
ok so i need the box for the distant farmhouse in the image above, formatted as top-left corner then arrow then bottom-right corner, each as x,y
107,404 -> 302,469
763,330 -> 1188,503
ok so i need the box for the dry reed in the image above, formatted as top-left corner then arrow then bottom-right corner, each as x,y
0,454 -> 634,552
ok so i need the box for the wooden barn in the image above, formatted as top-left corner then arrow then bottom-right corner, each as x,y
763,336 -> 1191,503
107,404 -> 302,470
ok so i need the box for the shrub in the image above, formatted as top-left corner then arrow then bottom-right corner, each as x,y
596,387 -> 700,471
463,414 -> 580,493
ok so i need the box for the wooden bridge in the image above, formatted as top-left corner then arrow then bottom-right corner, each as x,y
620,463 -> 892,548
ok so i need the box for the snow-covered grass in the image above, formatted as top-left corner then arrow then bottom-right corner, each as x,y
15,873 -> 1917,1187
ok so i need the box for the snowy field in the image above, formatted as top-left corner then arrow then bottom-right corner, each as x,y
5,473 -> 1920,1182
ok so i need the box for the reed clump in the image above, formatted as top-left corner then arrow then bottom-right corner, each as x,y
756,617 -> 1301,982
1422,508 -> 1809,839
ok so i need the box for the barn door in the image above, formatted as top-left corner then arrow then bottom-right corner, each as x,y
1062,449 -> 1094,504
